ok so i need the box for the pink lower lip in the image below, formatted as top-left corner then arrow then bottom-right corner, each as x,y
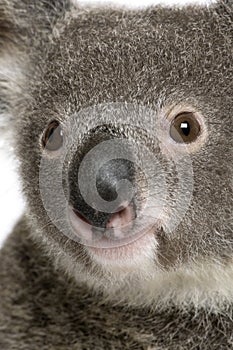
68,205 -> 156,251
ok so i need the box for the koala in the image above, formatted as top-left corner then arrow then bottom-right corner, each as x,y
0,0 -> 232,349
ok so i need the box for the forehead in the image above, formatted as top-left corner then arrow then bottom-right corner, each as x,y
38,6 -> 230,107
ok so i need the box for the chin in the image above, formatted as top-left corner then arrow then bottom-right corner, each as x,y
86,231 -> 158,273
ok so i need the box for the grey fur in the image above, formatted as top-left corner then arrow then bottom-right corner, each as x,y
0,0 -> 233,349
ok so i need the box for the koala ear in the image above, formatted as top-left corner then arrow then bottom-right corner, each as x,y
0,0 -> 72,50
0,0 -> 72,136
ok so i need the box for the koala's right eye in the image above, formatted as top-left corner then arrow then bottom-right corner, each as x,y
42,120 -> 63,151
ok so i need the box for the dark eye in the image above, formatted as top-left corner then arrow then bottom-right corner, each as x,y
170,112 -> 201,143
42,120 -> 63,151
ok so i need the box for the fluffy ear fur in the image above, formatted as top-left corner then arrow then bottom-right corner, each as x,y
0,1 -> 72,60
0,3 -> 17,139
0,0 -> 72,58
0,4 -> 14,50
0,0 -> 72,137
0,1 -> 71,35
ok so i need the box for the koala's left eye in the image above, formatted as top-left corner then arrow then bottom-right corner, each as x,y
42,120 -> 63,151
170,112 -> 201,143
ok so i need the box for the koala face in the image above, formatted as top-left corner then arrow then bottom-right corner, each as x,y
1,1 -> 232,305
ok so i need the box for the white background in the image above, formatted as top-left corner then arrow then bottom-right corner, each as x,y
0,0 -> 214,247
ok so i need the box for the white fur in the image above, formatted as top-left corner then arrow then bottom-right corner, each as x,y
73,0 -> 216,11
100,260 -> 233,312
0,52 -> 30,137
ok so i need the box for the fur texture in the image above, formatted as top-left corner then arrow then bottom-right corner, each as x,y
0,0 -> 232,349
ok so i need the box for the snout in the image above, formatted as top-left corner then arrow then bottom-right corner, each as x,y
65,124 -> 159,262
68,125 -> 137,233
72,158 -> 136,229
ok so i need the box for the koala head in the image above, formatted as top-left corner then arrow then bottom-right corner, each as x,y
0,0 -> 232,309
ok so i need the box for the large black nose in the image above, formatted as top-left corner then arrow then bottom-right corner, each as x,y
96,158 -> 135,203
68,126 -> 137,229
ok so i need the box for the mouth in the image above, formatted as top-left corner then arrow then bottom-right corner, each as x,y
68,204 -> 157,261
